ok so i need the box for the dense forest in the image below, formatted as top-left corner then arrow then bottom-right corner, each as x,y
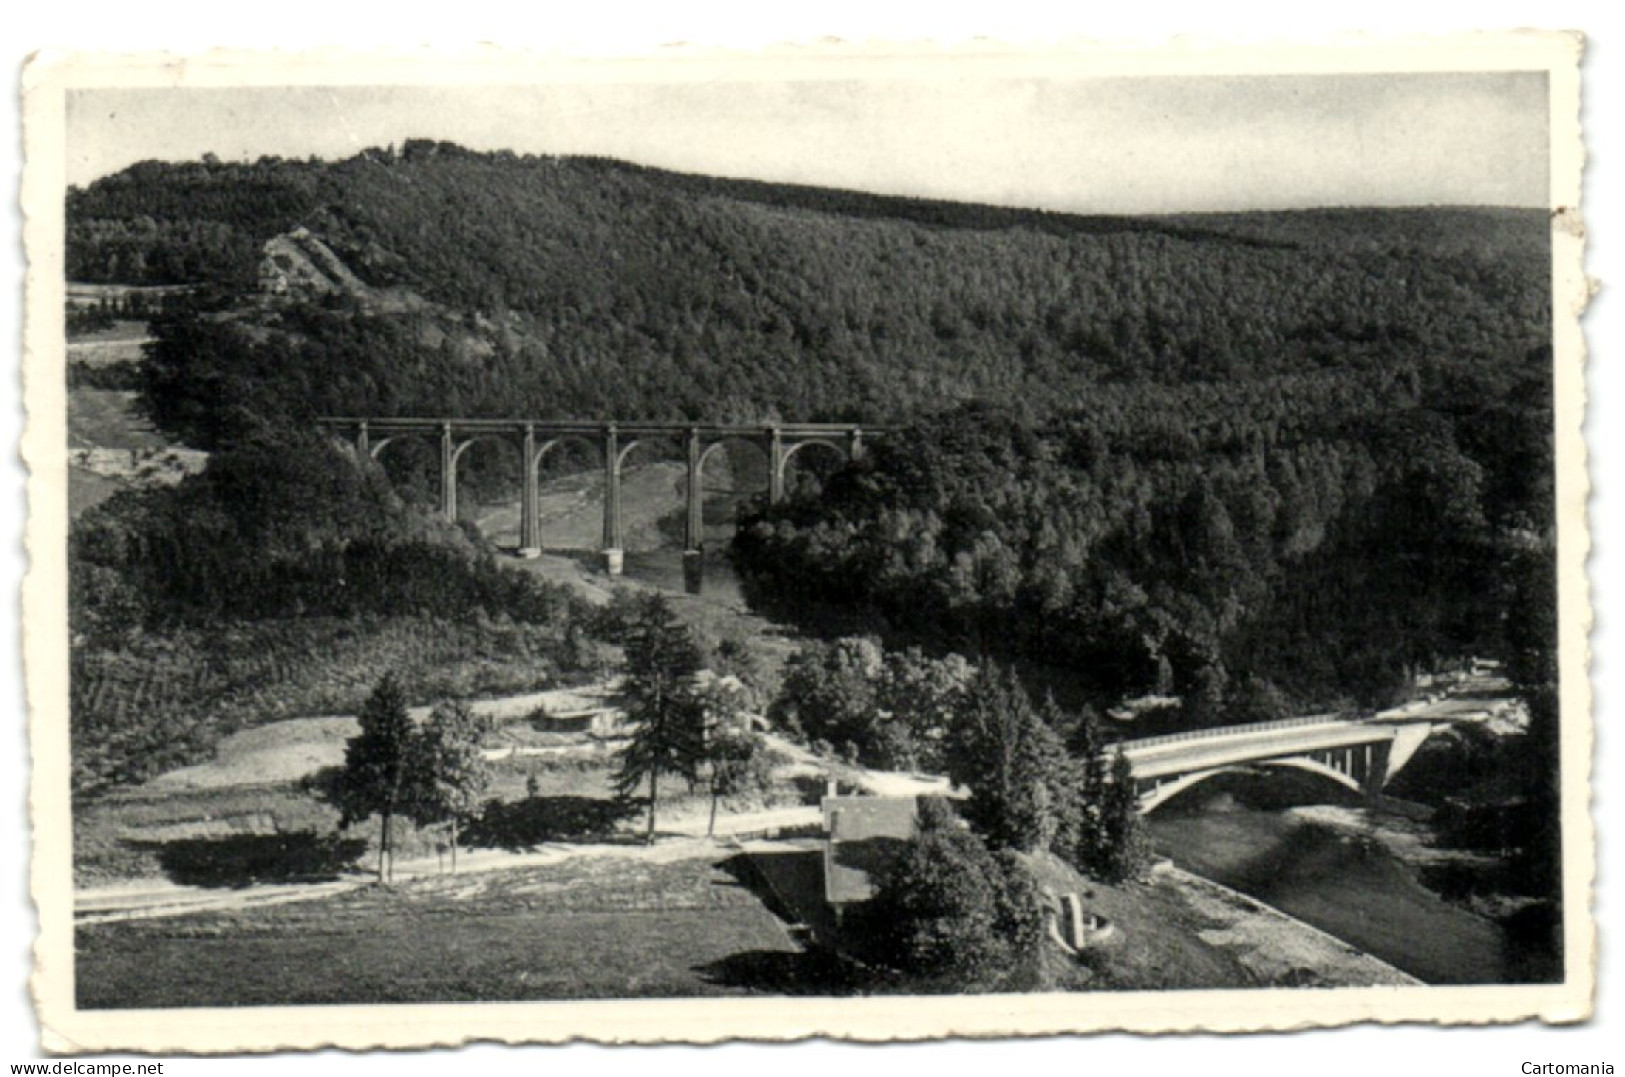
67,144 -> 1555,781
72,145 -> 1547,426
734,379 -> 1549,718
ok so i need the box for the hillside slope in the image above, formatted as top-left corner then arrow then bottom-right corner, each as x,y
70,146 -> 1548,427
66,146 -> 1557,777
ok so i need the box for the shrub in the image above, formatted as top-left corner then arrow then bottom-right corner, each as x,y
1224,675 -> 1292,725
768,638 -> 971,772
849,802 -> 1044,990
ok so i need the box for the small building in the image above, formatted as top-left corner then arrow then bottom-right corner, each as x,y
818,793 -> 1114,961
821,794 -> 920,923
530,707 -> 625,739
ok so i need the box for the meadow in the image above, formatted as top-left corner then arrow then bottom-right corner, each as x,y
76,854 -> 803,1006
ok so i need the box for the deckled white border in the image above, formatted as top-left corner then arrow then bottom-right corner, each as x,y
19,34 -> 1593,1053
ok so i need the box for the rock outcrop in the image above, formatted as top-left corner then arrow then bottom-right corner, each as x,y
258,227 -> 372,301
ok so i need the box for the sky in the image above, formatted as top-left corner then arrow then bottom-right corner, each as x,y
65,70 -> 1550,214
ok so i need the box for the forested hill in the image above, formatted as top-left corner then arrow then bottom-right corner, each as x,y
69,143 -> 1548,427
69,143 -> 1558,791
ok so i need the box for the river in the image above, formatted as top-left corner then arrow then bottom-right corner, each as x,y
1144,778 -> 1519,985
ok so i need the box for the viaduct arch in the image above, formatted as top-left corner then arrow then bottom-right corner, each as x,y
321,417 -> 873,574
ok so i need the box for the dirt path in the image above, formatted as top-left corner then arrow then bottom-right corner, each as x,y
75,816 -> 821,924
758,731 -> 953,798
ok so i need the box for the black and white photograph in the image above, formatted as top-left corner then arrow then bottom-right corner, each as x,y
15,28 -> 1599,1054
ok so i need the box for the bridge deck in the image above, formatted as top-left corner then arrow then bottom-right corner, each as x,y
319,417 -> 883,438
1119,715 -> 1429,782
1124,724 -> 1407,780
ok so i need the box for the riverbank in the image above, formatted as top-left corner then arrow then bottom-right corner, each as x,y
1148,800 -> 1517,984
1011,852 -> 1418,990
1160,867 -> 1420,987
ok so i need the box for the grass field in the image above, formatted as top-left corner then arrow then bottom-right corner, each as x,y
65,318 -> 152,367
68,389 -> 167,452
77,852 -> 802,1006
68,382 -> 178,516
77,736 -> 815,887
75,783 -> 346,888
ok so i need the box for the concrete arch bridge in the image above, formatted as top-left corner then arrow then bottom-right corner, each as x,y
318,417 -> 872,574
1118,713 -> 1440,814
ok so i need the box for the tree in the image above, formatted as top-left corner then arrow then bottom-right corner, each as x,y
876,647 -> 974,773
332,674 -> 417,883
1028,694 -> 1153,883
406,700 -> 492,873
852,799 -> 1043,990
1042,692 -> 1097,859
704,632 -> 774,708
943,665 -> 1068,853
693,674 -> 768,838
612,595 -> 706,841
768,638 -> 971,771
1072,747 -> 1152,883
1225,675 -> 1291,725
768,637 -> 882,759
1499,540 -> 1561,926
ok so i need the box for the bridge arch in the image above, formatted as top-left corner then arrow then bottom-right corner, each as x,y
697,435 -> 772,496
684,436 -> 774,556
1256,756 -> 1367,795
368,432 -> 428,463
535,434 -> 602,472
449,432 -> 521,471
776,437 -> 851,498
367,434 -> 440,510
597,429 -> 687,572
448,433 -> 525,542
1138,757 -> 1365,815
615,433 -> 683,473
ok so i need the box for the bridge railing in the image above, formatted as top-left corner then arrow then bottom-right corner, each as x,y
1120,712 -> 1351,752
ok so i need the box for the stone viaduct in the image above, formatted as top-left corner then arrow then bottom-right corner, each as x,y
318,417 -> 871,574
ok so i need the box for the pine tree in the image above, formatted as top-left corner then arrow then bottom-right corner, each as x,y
1097,748 -> 1153,882
332,673 -> 416,883
1069,745 -> 1152,883
944,665 -> 1067,853
612,595 -> 705,842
